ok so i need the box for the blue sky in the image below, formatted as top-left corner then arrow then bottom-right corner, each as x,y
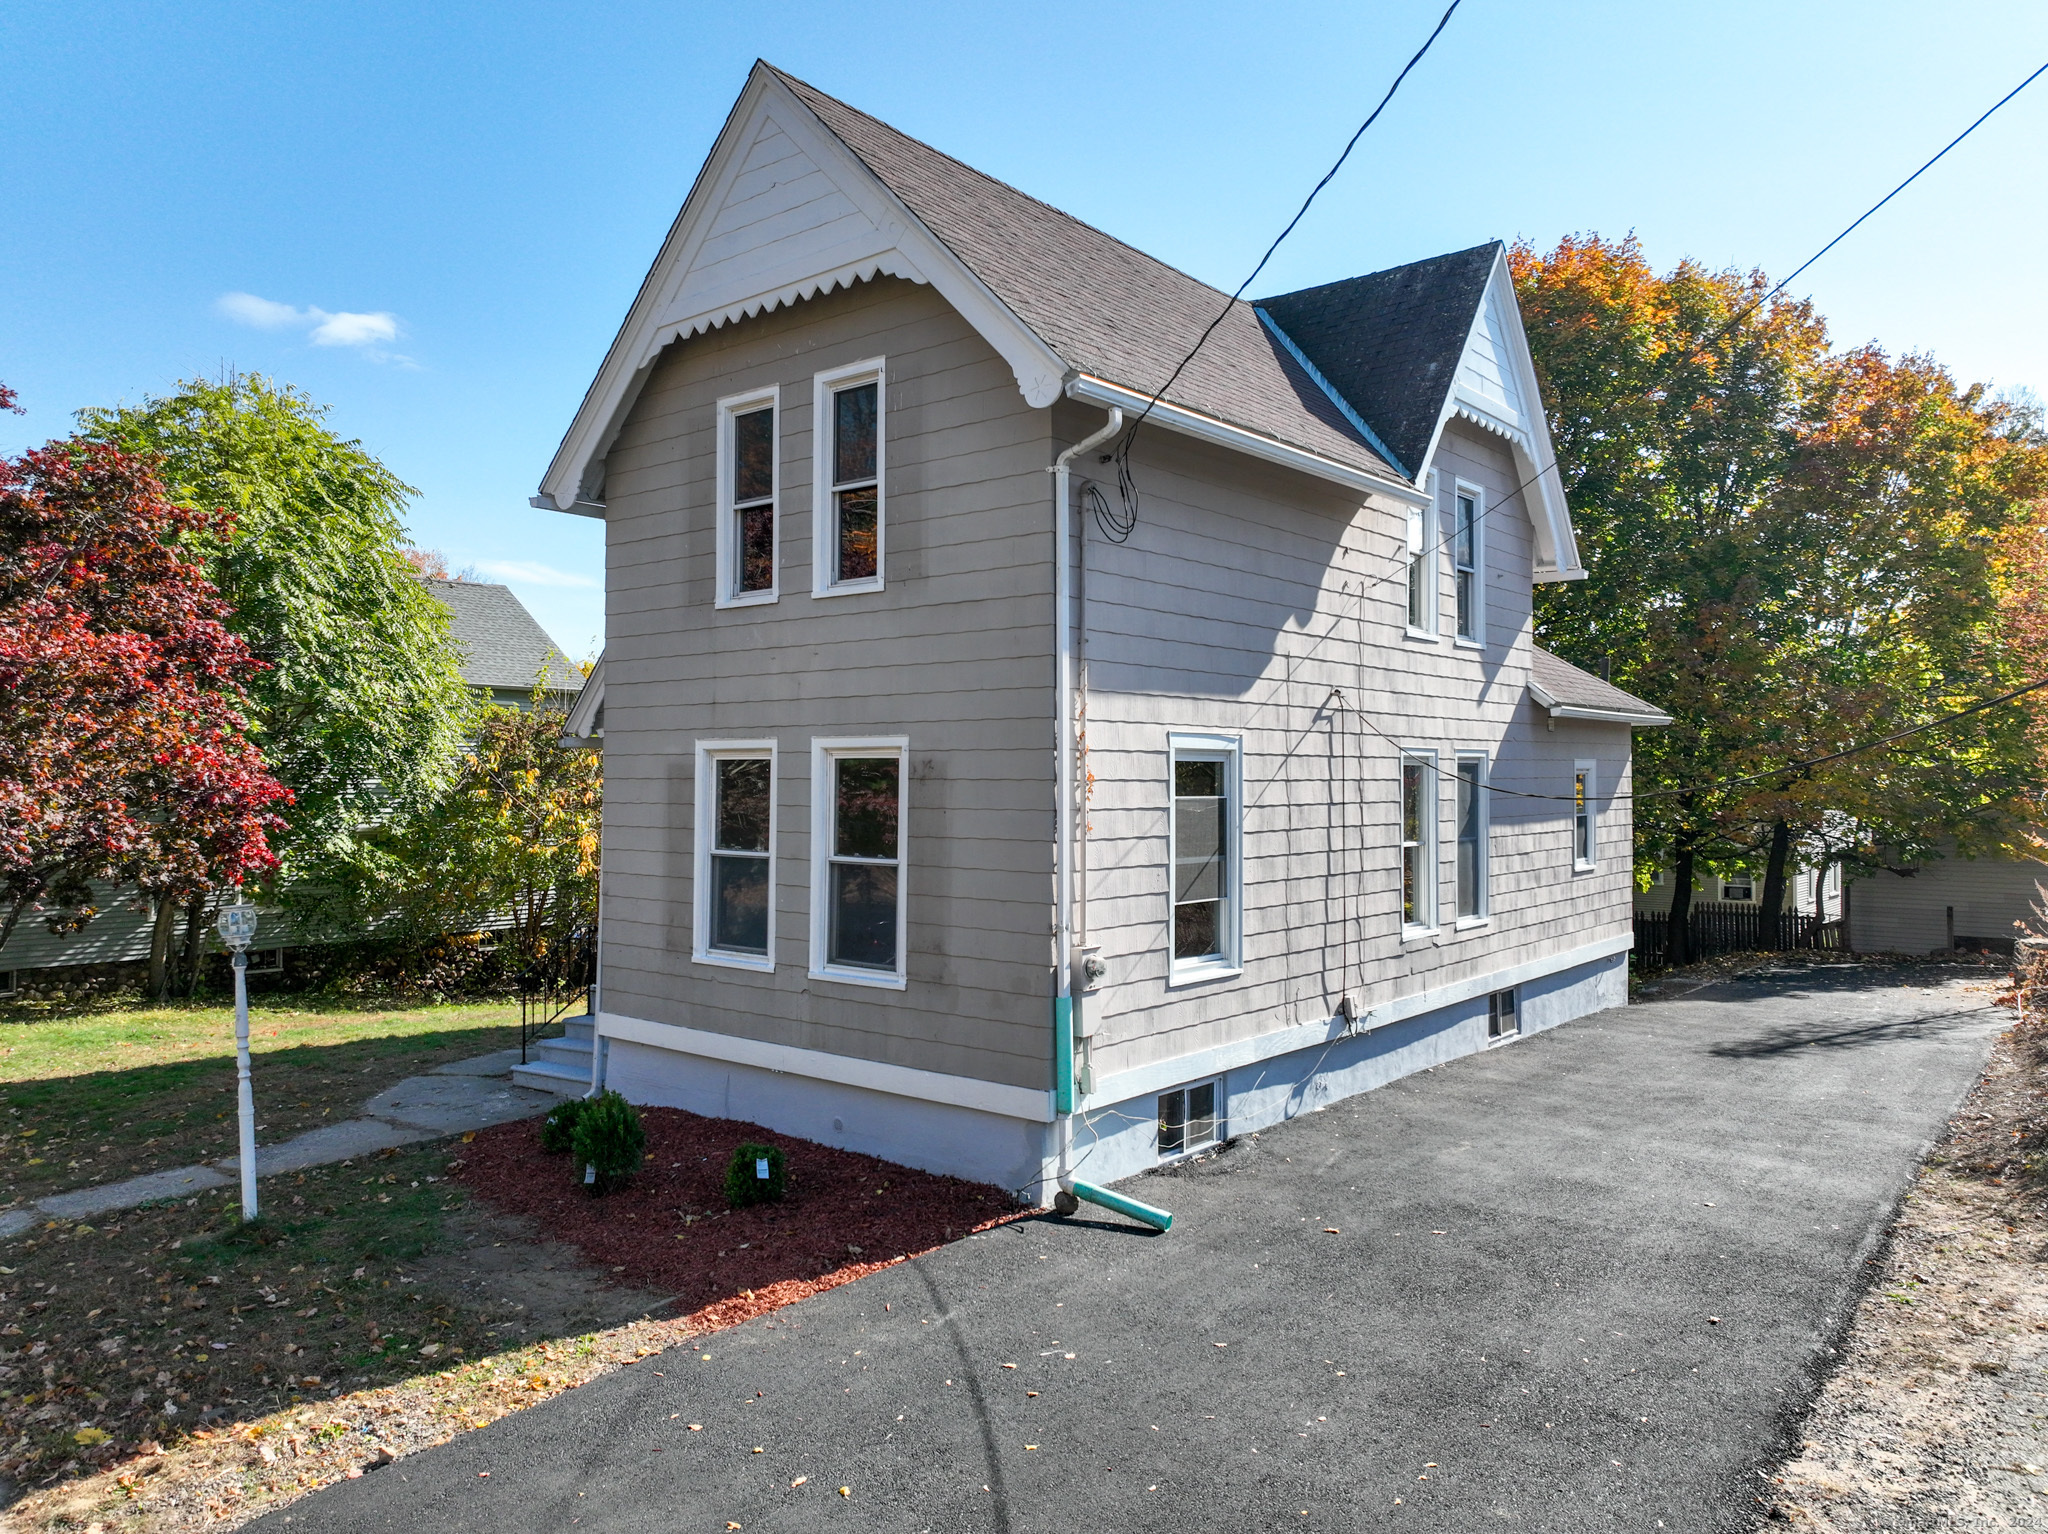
5,1 -> 2046,657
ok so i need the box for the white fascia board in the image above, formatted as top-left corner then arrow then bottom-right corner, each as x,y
534,65 -> 1064,516
1081,931 -> 1634,1109
1528,679 -> 1671,727
559,652 -> 606,741
1064,375 -> 1427,507
1410,249 -> 1585,581
596,1010 -> 1057,1123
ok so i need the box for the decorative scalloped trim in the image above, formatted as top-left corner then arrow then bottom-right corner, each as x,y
647,254 -> 926,364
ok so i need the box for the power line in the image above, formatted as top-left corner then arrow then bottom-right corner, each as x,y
1335,673 -> 2048,807
1105,0 -> 1464,535
1355,55 -> 2048,604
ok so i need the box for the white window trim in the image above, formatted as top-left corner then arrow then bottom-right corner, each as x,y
1573,760 -> 1598,873
1167,732 -> 1244,986
1451,478 -> 1486,650
1401,747 -> 1439,939
1404,472 -> 1441,642
1156,1076 -> 1227,1160
810,358 -> 886,597
1453,751 -> 1490,929
809,736 -> 909,990
693,739 -> 778,972
714,385 -> 781,610
1487,987 -> 1520,1043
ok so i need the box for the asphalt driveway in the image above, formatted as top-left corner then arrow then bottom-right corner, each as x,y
261,963 -> 2002,1534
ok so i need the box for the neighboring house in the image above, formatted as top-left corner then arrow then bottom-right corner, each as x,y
1632,866 -> 1843,920
530,63 -> 1667,1198
0,582 -> 582,995
1841,850 -> 2045,955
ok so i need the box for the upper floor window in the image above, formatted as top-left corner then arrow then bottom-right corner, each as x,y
1170,735 -> 1242,979
716,387 -> 779,607
694,742 -> 775,971
1402,751 -> 1437,932
813,360 -> 885,595
1453,484 -> 1483,643
1405,487 -> 1435,636
810,738 -> 907,988
1573,762 -> 1596,872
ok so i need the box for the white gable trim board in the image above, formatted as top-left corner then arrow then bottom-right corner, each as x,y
1410,250 -> 1584,582
534,66 -> 1064,515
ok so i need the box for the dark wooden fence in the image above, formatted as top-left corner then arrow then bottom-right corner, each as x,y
1633,902 -> 1845,971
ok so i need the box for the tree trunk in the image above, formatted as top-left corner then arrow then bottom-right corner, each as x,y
1759,819 -> 1793,949
0,888 -> 34,959
1669,844 -> 1697,966
147,897 -> 177,1001
181,894 -> 208,997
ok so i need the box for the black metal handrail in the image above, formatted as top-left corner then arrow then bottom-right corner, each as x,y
518,926 -> 597,1065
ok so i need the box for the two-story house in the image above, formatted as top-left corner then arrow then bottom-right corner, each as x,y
533,63 -> 1666,1201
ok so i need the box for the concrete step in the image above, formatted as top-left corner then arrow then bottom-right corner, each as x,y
510,1057 -> 589,1097
561,1012 -> 595,1045
530,1035 -> 593,1072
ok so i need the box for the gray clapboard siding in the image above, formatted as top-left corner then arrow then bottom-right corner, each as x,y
599,275 -> 1059,1092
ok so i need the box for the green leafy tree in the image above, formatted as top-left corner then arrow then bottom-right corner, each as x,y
1513,235 -> 2048,954
78,376 -> 474,960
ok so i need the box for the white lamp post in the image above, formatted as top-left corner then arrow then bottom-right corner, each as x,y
216,900 -> 260,1222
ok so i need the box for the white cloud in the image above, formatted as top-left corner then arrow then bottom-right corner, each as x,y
216,291 -> 406,356
217,291 -> 304,330
475,559 -> 599,589
308,308 -> 399,347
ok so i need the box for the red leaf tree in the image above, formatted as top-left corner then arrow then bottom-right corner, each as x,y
0,429 -> 291,956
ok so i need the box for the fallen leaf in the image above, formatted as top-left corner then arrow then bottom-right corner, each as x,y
752,1447 -> 764,1454
1024,1444 -> 1039,1451
837,1487 -> 850,1498
790,1476 -> 807,1487
1323,1228 -> 1340,1234
1001,1362 -> 1018,1370
689,1424 -> 703,1431
74,1427 -> 110,1446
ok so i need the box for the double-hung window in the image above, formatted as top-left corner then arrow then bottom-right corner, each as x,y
1573,762 -> 1597,872
1454,754 -> 1488,923
1169,735 -> 1241,979
810,739 -> 907,987
1452,483 -> 1483,643
1401,751 -> 1437,932
716,388 -> 779,606
813,360 -> 884,594
1405,482 -> 1435,635
694,742 -> 775,969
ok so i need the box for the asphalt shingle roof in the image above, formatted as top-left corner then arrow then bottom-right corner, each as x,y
772,67 -> 1401,484
425,578 -> 584,695
1255,244 -> 1502,480
1529,646 -> 1668,722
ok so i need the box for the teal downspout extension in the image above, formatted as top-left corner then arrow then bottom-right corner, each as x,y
1061,1178 -> 1173,1232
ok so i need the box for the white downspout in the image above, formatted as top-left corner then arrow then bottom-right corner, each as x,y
1050,405 -> 1123,1187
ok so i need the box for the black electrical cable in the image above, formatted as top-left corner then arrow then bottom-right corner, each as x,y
1355,56 -> 2048,604
1106,0 -> 1464,536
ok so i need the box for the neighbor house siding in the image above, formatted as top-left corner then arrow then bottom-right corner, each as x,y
1074,413 -> 1633,1085
598,275 -> 1057,1090
1847,851 -> 2048,954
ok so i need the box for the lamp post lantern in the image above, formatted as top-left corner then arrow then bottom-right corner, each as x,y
216,901 -> 260,1222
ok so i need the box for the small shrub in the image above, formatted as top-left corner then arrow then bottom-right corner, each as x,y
724,1142 -> 787,1208
570,1090 -> 646,1195
540,1097 -> 589,1154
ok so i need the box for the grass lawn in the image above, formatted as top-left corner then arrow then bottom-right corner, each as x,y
1,1001 -> 522,1209
0,1139 -> 585,1506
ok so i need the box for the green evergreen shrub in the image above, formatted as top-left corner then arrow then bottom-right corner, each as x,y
569,1091 -> 645,1194
540,1097 -> 588,1154
724,1142 -> 787,1208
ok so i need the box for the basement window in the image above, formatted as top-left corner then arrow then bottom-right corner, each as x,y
243,948 -> 284,976
0,969 -> 15,999
1158,1079 -> 1221,1158
1488,987 -> 1518,1040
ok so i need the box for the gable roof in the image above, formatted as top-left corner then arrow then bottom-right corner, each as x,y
1528,646 -> 1670,726
425,578 -> 584,696
1255,243 -> 1500,480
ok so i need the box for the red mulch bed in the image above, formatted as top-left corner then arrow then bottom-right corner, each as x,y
453,1106 -> 1030,1333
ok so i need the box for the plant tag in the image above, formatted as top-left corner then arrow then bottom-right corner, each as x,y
584,1163 -> 596,1185
755,1158 -> 770,1180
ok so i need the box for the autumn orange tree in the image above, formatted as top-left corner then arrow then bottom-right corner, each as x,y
1514,234 -> 2048,949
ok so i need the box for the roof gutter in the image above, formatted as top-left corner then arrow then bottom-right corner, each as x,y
1063,376 -> 1425,506
1528,680 -> 1672,727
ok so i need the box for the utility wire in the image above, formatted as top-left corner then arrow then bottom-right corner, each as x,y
1356,55 -> 2048,602
1105,0 -> 1464,534
1336,673 -> 2048,806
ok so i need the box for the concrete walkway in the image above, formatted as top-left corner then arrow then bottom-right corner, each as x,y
257,964 -> 2003,1534
0,1049 -> 556,1239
